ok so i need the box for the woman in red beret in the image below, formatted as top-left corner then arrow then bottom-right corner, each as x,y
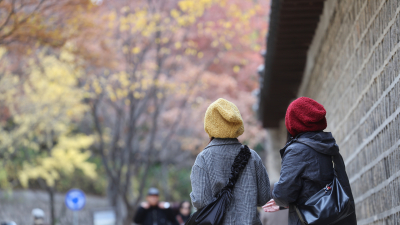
262,97 -> 357,225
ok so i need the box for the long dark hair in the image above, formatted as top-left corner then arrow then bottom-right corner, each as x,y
286,130 -> 292,143
179,200 -> 191,209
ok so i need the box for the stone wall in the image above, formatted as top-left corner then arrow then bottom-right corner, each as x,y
298,0 -> 400,224
264,120 -> 287,184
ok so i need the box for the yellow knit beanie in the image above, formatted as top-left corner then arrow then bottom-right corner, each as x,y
204,98 -> 244,138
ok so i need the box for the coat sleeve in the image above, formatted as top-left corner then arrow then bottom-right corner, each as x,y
272,146 -> 308,207
255,155 -> 271,206
133,206 -> 147,223
190,156 -> 213,210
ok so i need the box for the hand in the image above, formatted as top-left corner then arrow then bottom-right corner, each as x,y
262,199 -> 280,212
141,202 -> 150,209
158,202 -> 170,209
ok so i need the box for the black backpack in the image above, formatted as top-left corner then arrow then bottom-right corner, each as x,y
185,145 -> 251,225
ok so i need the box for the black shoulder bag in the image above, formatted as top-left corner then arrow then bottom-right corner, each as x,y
294,156 -> 355,225
185,145 -> 251,225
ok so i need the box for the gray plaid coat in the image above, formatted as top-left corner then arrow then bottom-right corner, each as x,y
190,138 -> 271,225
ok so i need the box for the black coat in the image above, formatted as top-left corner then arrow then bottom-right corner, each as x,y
272,131 -> 357,225
133,206 -> 178,225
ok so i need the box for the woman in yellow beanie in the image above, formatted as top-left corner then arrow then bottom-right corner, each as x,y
189,98 -> 271,225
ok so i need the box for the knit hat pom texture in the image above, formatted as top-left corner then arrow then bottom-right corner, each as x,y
204,98 -> 244,138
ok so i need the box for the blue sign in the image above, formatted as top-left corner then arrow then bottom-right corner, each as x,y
65,189 -> 86,211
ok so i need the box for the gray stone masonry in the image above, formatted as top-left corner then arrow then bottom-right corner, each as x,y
296,0 -> 400,224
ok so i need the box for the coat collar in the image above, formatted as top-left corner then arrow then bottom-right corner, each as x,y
205,138 -> 241,149
279,132 -> 308,158
279,131 -> 325,158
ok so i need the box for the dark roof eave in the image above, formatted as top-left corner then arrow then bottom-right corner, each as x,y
259,0 -> 326,128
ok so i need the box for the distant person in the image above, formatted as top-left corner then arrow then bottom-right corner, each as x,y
190,98 -> 270,225
262,97 -> 356,225
32,208 -> 47,225
133,187 -> 178,225
176,201 -> 191,225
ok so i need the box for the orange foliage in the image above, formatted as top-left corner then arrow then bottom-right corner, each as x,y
80,0 -> 270,151
0,0 -> 94,53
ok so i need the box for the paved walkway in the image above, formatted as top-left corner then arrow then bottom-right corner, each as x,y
0,190 -> 109,225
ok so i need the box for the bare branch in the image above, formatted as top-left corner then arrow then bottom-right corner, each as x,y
0,0 -> 15,32
133,95 -> 164,207
91,97 -> 117,182
120,93 -> 136,197
18,0 -> 46,24
133,29 -> 164,120
0,0 -> 46,41
106,99 -> 124,170
160,58 -> 215,149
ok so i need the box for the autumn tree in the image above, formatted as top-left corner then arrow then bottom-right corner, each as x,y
0,0 -> 94,51
82,0 -> 268,224
0,0 -> 269,224
0,47 -> 97,225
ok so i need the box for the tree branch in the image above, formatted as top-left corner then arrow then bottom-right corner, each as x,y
0,0 -> 47,41
0,0 -> 15,33
160,58 -> 215,149
133,29 -> 164,120
91,97 -> 117,183
120,92 -> 136,197
133,95 -> 164,208
106,99 -> 124,170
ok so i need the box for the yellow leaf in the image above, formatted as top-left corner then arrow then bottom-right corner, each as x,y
224,43 -> 232,50
132,47 -> 141,54
0,47 -> 7,59
170,9 -> 180,18
121,6 -> 130,13
233,65 -> 240,73
122,46 -> 129,54
134,92 -> 141,99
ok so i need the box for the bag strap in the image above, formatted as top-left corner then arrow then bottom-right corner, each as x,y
221,145 -> 251,192
332,156 -> 337,177
294,205 -> 307,225
294,157 -> 337,225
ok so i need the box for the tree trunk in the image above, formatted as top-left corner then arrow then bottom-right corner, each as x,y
107,180 -> 121,224
123,206 -> 135,225
162,162 -> 171,201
